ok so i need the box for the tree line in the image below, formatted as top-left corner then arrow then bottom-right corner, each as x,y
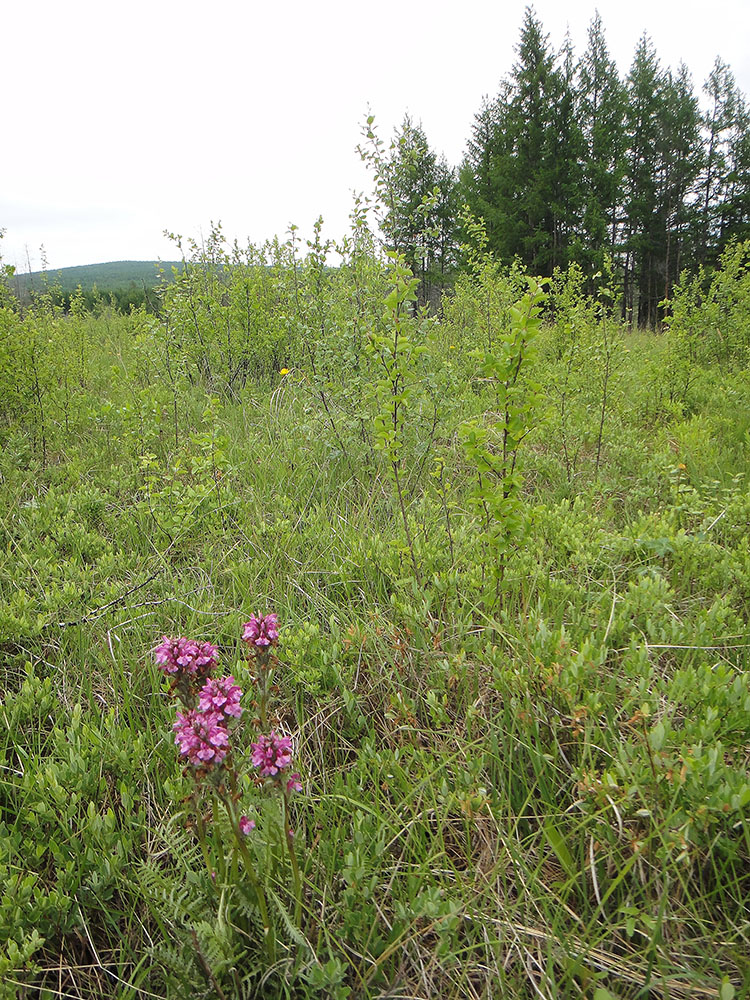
382,7 -> 750,326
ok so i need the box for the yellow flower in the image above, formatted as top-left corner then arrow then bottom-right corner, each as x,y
280,368 -> 290,376
449,345 -> 456,350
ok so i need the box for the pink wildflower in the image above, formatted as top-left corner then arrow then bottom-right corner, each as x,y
173,709 -> 230,766
155,636 -> 218,676
199,675 -> 243,719
239,815 -> 256,835
286,772 -> 302,794
250,731 -> 293,777
242,613 -> 279,648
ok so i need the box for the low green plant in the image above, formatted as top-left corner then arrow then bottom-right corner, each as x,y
367,252 -> 428,583
665,239 -> 750,379
460,275 -> 546,605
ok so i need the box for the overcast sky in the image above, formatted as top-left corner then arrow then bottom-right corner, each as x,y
3,0 -> 750,272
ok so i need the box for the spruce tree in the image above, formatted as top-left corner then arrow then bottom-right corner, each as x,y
509,6 -> 558,272
576,13 -> 627,282
719,92 -> 750,245
697,59 -> 750,255
544,32 -> 585,271
433,155 -> 461,285
458,8 -> 749,309
622,34 -> 664,325
699,58 -> 739,263
383,115 -> 459,309
462,6 -> 582,274
460,90 -> 514,257
656,64 -> 703,301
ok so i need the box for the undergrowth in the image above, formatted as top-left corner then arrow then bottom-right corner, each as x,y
1,233 -> 749,999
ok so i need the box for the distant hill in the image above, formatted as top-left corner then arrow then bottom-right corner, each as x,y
11,260 -> 183,297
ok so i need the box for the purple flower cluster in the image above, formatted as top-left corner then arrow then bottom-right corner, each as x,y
286,773 -> 302,795
239,815 -> 256,835
157,620 -> 303,805
155,636 -> 243,769
242,613 -> 279,648
199,675 -> 243,720
155,614 -> 305,916
173,709 -> 230,766
251,731 -> 293,777
155,636 -> 218,676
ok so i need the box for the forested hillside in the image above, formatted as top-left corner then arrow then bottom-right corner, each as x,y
11,261 -> 181,313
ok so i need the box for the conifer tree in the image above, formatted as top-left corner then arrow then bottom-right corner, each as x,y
509,6 -> 558,272
382,115 -> 459,309
656,64 -> 703,300
460,90 -> 514,256
576,13 -> 627,281
622,34 -> 665,325
719,93 -> 750,245
544,33 -> 585,270
433,154 -> 461,284
458,9 -> 749,320
462,6 -> 583,274
699,58 -> 739,263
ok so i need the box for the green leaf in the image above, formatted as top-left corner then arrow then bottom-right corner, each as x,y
649,721 -> 666,752
543,821 -> 576,880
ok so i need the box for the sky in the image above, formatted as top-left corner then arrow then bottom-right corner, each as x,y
3,0 -> 750,272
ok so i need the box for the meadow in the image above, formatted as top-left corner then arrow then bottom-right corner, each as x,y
1,227 -> 749,999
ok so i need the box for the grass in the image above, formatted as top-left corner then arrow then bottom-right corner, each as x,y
1,251 -> 749,999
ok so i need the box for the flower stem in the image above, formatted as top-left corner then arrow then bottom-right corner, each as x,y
194,807 -> 216,886
257,652 -> 270,730
283,792 -> 302,925
225,800 -> 275,961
